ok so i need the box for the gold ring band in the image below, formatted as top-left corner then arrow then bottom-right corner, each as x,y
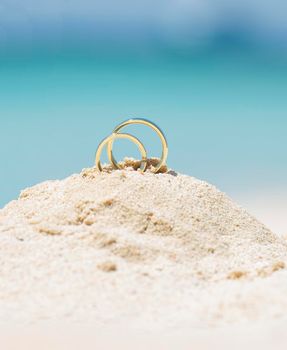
95,132 -> 147,172
109,119 -> 168,174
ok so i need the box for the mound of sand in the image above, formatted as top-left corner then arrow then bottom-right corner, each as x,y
0,159 -> 287,327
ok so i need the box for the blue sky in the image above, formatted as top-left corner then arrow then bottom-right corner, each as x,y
0,0 -> 286,52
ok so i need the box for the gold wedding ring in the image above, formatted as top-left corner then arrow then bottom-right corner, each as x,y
95,118 -> 168,174
95,133 -> 147,172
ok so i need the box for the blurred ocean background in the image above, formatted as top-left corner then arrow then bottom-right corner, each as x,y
0,1 -> 286,232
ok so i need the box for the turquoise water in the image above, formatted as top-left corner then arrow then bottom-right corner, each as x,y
0,48 -> 286,207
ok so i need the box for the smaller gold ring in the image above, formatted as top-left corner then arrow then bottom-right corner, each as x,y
95,133 -> 147,172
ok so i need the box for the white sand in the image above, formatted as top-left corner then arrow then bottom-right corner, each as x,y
0,159 -> 287,330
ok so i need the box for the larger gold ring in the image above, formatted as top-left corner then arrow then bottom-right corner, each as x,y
95,133 -> 147,172
108,118 -> 168,174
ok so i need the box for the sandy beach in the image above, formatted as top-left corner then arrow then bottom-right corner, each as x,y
0,160 -> 287,350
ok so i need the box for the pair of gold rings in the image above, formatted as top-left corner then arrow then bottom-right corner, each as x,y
95,118 -> 168,174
